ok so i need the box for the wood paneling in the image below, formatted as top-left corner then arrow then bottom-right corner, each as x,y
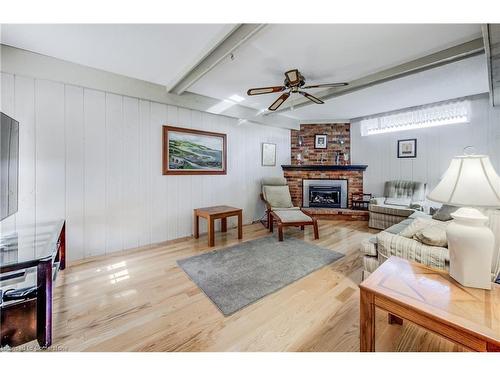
0,72 -> 291,261
351,95 -> 500,198
83,89 -> 106,258
65,85 -> 85,262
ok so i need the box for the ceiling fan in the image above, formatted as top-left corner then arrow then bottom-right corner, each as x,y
246,69 -> 348,111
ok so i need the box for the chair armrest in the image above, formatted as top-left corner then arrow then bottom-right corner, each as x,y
260,193 -> 272,211
369,197 -> 385,205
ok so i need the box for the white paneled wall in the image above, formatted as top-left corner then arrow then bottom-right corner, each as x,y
0,72 -> 291,262
351,95 -> 500,198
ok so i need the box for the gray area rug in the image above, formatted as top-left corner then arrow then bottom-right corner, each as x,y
177,236 -> 344,316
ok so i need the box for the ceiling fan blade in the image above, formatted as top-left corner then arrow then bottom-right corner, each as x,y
302,82 -> 348,89
268,92 -> 290,111
299,91 -> 324,104
247,86 -> 286,96
284,69 -> 301,85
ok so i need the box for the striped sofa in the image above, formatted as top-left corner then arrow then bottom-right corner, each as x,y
368,180 -> 426,230
361,210 -> 500,283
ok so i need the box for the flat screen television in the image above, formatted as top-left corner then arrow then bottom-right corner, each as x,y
0,112 -> 19,221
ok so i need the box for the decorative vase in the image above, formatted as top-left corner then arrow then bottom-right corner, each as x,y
446,207 -> 494,290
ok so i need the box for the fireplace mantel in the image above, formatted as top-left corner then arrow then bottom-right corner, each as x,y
281,164 -> 368,171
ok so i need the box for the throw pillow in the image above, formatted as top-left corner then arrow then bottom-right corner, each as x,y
414,225 -> 448,247
384,197 -> 412,206
399,217 -> 433,238
263,185 -> 293,208
432,204 -> 459,221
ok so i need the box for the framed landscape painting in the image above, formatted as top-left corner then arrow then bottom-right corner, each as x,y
162,126 -> 227,175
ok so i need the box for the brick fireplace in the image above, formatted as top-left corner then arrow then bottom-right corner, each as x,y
283,122 -> 368,220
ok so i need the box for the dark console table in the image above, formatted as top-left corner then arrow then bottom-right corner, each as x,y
0,220 -> 65,348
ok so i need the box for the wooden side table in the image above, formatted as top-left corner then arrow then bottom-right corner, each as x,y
359,256 -> 500,352
193,205 -> 243,247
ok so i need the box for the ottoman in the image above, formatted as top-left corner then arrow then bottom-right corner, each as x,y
269,210 -> 319,241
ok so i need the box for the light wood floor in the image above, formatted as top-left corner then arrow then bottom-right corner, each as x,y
29,220 -> 467,351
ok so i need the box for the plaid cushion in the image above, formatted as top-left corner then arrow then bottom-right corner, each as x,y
369,204 -> 414,217
376,231 -> 449,270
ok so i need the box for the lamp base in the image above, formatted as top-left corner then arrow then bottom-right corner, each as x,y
447,207 -> 494,290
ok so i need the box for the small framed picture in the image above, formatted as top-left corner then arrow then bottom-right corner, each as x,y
261,142 -> 276,166
314,134 -> 328,149
397,138 -> 417,158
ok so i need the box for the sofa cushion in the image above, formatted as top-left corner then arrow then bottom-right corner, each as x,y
384,197 -> 411,206
273,210 -> 312,223
400,217 -> 433,238
376,231 -> 449,270
414,225 -> 448,247
432,204 -> 459,221
385,218 -> 414,235
368,203 -> 414,218
263,185 -> 293,208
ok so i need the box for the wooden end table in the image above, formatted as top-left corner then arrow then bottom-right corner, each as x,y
359,256 -> 500,352
193,205 -> 243,247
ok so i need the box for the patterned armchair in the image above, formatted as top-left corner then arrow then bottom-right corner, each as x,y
368,180 -> 426,230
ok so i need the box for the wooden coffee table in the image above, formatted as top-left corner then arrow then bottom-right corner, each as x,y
193,205 -> 242,247
359,256 -> 500,352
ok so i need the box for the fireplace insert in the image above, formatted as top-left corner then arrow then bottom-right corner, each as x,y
309,185 -> 342,208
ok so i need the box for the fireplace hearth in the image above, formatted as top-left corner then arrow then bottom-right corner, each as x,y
309,185 -> 341,208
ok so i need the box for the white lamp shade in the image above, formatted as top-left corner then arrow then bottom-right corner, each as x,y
427,155 -> 500,208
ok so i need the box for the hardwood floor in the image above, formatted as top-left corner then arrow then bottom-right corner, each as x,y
20,220 -> 466,351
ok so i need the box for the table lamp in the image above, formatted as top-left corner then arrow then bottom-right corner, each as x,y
427,151 -> 500,289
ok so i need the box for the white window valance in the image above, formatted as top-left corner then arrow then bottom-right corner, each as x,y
360,99 -> 471,136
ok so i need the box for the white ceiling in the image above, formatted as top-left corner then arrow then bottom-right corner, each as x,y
287,54 -> 489,121
0,24 -> 234,88
0,23 -> 487,123
189,24 -> 482,111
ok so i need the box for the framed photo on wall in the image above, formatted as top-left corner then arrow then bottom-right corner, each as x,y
314,134 -> 328,149
261,142 -> 277,166
162,126 -> 227,175
397,138 -> 417,158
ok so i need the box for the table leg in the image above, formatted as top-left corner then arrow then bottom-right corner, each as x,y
58,222 -> 66,270
221,217 -> 227,232
194,212 -> 199,238
207,217 -> 215,247
237,211 -> 243,239
37,259 -> 53,349
360,289 -> 375,352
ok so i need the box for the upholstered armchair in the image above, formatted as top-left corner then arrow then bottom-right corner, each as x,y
368,180 -> 426,230
261,177 -> 300,228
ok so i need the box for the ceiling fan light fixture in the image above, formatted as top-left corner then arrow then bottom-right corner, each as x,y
285,69 -> 300,85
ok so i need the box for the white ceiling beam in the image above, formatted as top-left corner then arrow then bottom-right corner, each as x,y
0,44 -> 298,129
482,24 -> 500,107
167,24 -> 266,95
269,38 -> 485,114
